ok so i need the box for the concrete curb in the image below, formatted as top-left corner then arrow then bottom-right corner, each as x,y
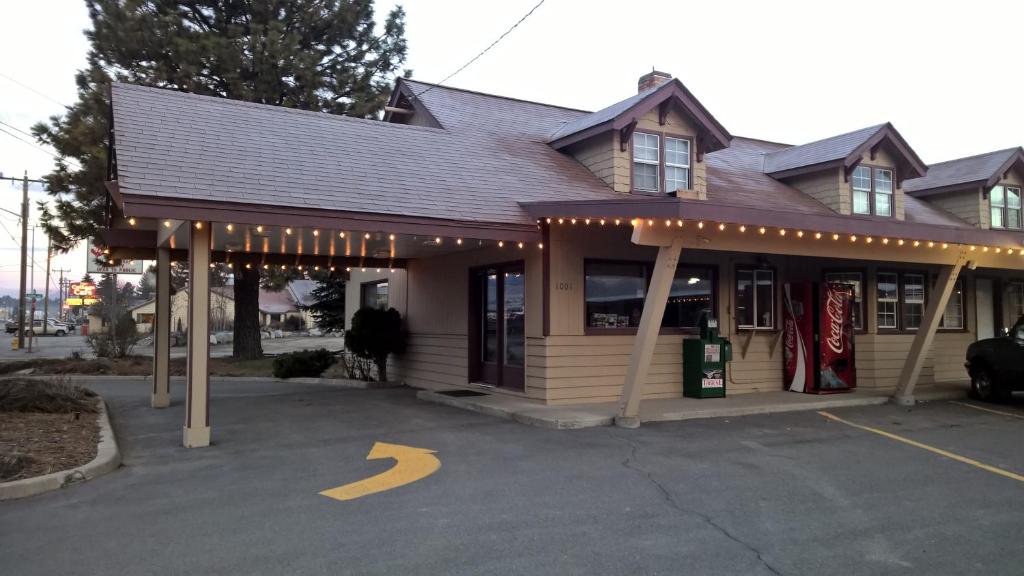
0,397 -> 121,501
416,390 -> 615,430
5,374 -> 403,389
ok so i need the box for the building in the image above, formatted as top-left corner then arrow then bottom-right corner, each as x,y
99,71 -> 1024,446
128,284 -> 308,333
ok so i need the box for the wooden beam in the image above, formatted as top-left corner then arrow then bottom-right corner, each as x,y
152,246 -> 171,409
892,247 -> 969,404
616,222 -> 684,427
619,120 -> 637,152
183,221 -> 212,448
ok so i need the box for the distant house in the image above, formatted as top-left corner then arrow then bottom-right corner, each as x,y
125,282 -> 312,333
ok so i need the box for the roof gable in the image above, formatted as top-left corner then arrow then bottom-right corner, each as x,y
764,123 -> 927,182
547,79 -> 732,153
904,147 -> 1024,196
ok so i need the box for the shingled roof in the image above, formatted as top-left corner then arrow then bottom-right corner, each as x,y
762,123 -> 927,181
109,82 -> 619,235
904,147 -> 1024,196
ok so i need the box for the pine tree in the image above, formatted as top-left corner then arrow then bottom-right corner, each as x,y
33,0 -> 408,359
305,275 -> 347,333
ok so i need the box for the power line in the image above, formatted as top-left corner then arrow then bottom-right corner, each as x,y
0,121 -> 82,169
0,71 -> 68,107
413,0 -> 548,99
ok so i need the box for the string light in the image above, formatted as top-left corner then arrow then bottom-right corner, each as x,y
697,221 -> 705,229
244,263 -> 251,269
898,239 -> 905,246
456,238 -> 463,245
330,266 -> 336,272
739,225 -> 747,233
585,218 -> 592,225
928,241 -> 935,248
285,228 -> 292,235
882,238 -> 889,245
866,237 -> 873,244
314,265 -> 320,271
718,223 -> 726,231
571,218 -> 577,225
1008,249 -> 1015,256
913,240 -> 920,247
313,229 -> 319,237
647,219 -> 654,227
194,222 -> 203,229
970,245 -> 977,251
498,241 -> 504,247
614,219 -> 621,226
796,230 -> 804,238
995,247 -> 1002,254
209,263 -> 215,269
128,217 -> 136,226
364,233 -> 371,239
281,265 -> 287,270
256,225 -> 264,233
517,242 -> 524,249
832,233 -> 840,241
677,219 -> 684,227
600,219 -> 606,226
982,246 -> 989,252
850,235 -> 857,242
345,267 -> 351,272
759,226 -> 766,235
435,237 -> 442,244
558,218 -> 564,224
665,219 -> 672,227
263,264 -> 269,270
163,220 -> 171,228
389,234 -> 395,240
779,228 -> 786,236
339,232 -> 345,238
942,243 -> 948,249
538,243 -> 544,249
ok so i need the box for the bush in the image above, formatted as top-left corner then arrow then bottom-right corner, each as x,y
282,315 -> 305,332
345,307 -> 406,382
0,378 -> 98,414
87,312 -> 141,358
272,348 -> 337,379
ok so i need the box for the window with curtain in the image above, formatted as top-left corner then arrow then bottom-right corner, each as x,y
736,268 -> 775,329
876,272 -> 899,329
940,279 -> 964,330
632,133 -> 660,192
664,137 -> 691,192
902,273 -> 925,330
852,166 -> 872,215
994,186 -> 1023,229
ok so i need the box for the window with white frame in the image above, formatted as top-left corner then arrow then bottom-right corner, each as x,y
876,272 -> 899,329
902,273 -> 925,330
940,278 -> 965,330
632,133 -> 660,192
852,166 -> 894,217
825,271 -> 864,330
852,166 -> 872,215
736,268 -> 775,329
664,137 -> 690,192
875,169 -> 894,217
992,186 -> 1022,230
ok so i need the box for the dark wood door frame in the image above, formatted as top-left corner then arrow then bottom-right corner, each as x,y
468,261 -> 525,390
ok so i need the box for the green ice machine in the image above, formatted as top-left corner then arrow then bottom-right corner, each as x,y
683,316 -> 732,398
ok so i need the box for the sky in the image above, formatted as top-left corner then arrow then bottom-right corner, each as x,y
2,0 -> 1023,294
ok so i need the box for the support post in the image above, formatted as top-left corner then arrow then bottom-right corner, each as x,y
183,222 -> 211,447
616,233 -> 684,428
892,248 -> 969,405
152,246 -> 171,408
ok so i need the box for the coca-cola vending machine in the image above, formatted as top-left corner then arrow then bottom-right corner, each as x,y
782,282 -> 856,393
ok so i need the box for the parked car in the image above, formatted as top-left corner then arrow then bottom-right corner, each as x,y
965,317 -> 1024,402
26,318 -> 72,337
4,319 -> 17,334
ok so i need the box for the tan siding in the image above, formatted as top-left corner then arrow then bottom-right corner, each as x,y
566,132 -> 621,191
784,169 -> 845,213
928,188 -> 984,227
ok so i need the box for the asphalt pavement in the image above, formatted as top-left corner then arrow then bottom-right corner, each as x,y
2,380 -> 1023,575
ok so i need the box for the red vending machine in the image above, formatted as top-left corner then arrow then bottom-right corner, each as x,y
782,282 -> 857,393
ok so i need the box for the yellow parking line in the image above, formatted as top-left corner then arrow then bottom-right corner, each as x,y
949,401 -> 1024,420
818,411 -> 1024,484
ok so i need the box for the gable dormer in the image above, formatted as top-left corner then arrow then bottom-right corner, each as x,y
549,72 -> 731,199
763,123 -> 927,220
905,147 -> 1024,230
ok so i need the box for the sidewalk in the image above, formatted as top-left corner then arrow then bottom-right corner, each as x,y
417,383 -> 970,429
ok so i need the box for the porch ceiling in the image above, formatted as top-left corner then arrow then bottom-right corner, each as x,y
521,196 -> 1024,262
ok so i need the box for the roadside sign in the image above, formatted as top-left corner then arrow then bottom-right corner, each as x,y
26,292 -> 43,303
86,239 -> 144,274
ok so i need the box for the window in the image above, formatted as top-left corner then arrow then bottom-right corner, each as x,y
851,166 -> 894,217
736,268 -> 775,329
632,133 -> 660,192
940,279 -> 965,330
825,271 -> 864,330
876,272 -> 899,329
664,137 -> 691,191
1007,281 -> 1024,321
902,273 -> 925,330
360,280 -> 388,309
991,186 -> 1022,230
877,271 -> 928,331
584,261 -> 715,330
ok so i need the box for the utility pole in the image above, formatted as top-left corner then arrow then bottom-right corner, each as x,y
0,172 -> 45,350
28,225 -> 35,352
55,269 -> 71,322
43,235 -> 52,335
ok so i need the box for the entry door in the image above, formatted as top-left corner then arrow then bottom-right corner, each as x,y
471,263 -> 525,389
976,278 -> 995,340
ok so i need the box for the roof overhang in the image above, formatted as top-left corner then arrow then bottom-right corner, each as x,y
521,196 -> 1024,251
905,147 -> 1024,197
986,147 -> 1024,188
548,80 -> 732,153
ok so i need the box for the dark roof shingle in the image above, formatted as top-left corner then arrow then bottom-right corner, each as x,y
904,147 -> 1023,194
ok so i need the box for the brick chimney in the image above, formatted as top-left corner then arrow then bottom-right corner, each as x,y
638,70 -> 672,93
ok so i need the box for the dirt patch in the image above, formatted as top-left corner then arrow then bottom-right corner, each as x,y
0,356 -> 277,378
0,407 -> 100,482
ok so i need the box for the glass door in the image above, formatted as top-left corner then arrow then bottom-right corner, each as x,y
471,263 -> 525,390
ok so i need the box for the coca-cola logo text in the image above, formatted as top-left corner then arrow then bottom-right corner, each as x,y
824,289 -> 845,354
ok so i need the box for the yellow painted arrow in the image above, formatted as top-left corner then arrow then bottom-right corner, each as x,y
320,442 -> 441,501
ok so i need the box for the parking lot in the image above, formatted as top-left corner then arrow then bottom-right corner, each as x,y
0,335 -> 344,360
1,380 -> 1022,575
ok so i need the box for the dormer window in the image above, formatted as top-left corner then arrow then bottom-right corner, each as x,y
632,133 -> 660,191
851,166 -> 893,217
632,133 -> 692,193
991,185 -> 1022,229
